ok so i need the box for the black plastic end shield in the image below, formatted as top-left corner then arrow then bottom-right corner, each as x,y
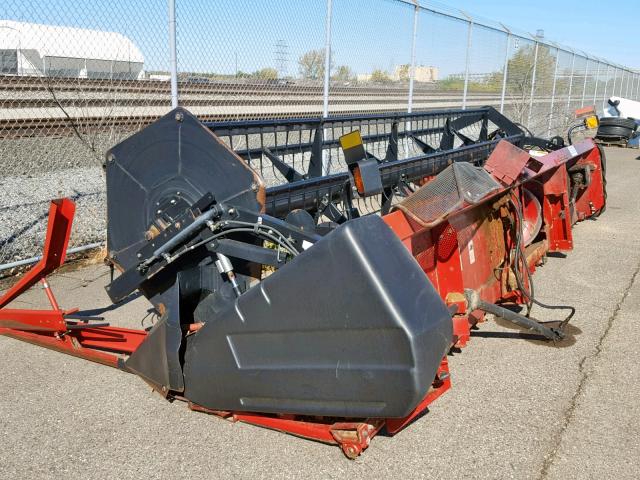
182,215 -> 452,418
125,279 -> 184,392
104,107 -> 263,272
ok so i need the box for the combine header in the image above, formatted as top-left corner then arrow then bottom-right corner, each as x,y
0,107 -> 606,458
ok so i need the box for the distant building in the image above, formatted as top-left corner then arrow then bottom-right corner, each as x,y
392,65 -> 439,83
447,72 -> 494,83
149,74 -> 171,82
357,65 -> 438,83
0,20 -> 144,79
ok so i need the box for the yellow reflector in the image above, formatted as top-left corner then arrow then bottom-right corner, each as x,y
340,130 -> 363,150
584,115 -> 599,129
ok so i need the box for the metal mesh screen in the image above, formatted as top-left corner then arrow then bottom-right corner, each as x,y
174,0 -> 326,121
395,161 -> 500,226
1,1 -> 169,269
329,0 -> 413,115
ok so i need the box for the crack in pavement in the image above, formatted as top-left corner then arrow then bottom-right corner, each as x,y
537,259 -> 640,479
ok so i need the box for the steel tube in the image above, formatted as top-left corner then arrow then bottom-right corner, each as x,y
168,0 -> 178,109
625,70 -> 631,97
547,48 -> 560,138
603,65 -> 611,112
566,52 -> 576,111
499,32 -> 510,114
581,57 -> 589,107
462,19 -> 473,109
40,278 -> 60,311
592,61 -> 601,106
321,0 -> 333,176
0,243 -> 104,273
476,299 -> 562,341
527,41 -> 539,128
322,0 -> 333,118
407,1 -> 419,114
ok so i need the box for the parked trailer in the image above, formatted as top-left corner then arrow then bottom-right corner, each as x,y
0,107 -> 605,458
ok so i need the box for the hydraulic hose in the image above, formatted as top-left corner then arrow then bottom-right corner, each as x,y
474,297 -> 564,341
509,195 -> 576,331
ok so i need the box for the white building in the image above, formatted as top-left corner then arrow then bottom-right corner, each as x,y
0,20 -> 144,79
392,65 -> 439,83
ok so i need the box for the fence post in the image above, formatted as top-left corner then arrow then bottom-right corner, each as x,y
547,46 -> 560,137
566,51 -> 576,111
618,68 -> 622,96
461,12 -> 473,109
619,68 -> 623,97
636,72 -> 640,100
526,38 -> 539,128
168,0 -> 179,109
499,24 -> 511,114
407,1 -> 420,114
580,54 -> 589,107
603,64 -> 611,112
321,0 -> 333,175
322,0 -> 333,119
592,60 -> 601,106
623,70 -> 631,97
624,70 -> 632,98
618,68 -> 623,97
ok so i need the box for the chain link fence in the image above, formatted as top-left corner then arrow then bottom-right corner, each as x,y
1,0 -> 638,271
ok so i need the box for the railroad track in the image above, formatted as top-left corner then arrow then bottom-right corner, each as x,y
1,75 -> 483,96
0,75 -> 561,139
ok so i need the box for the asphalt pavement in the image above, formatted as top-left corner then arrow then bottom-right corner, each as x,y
1,146 -> 639,479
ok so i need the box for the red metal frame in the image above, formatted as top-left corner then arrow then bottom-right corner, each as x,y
0,140 -> 606,458
0,199 -> 147,369
0,199 -> 74,309
189,357 -> 451,459
384,139 -> 606,349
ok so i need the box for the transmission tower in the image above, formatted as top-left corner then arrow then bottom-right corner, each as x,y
275,39 -> 289,78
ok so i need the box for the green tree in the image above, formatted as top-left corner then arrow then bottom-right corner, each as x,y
298,49 -> 333,80
369,69 -> 392,84
253,67 -> 278,80
395,64 -> 410,82
503,44 -> 558,126
332,65 -> 354,82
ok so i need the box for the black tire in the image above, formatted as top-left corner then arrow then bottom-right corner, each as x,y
596,126 -> 633,138
596,117 -> 636,139
598,117 -> 637,129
